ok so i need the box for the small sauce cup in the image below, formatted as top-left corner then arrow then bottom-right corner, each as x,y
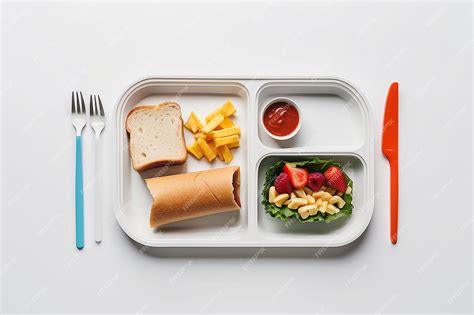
261,97 -> 302,141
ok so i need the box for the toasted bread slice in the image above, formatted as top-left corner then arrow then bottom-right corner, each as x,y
126,102 -> 187,172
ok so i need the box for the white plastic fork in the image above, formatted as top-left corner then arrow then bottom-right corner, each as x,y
89,94 -> 105,243
71,91 -> 86,249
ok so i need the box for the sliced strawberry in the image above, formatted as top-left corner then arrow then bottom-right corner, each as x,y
283,164 -> 308,189
274,172 -> 292,194
324,166 -> 347,192
307,172 -> 325,192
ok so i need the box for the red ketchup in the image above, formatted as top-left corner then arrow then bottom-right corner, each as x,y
263,102 -> 299,137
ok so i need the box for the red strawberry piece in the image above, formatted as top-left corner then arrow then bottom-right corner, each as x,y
307,172 -> 325,192
283,164 -> 308,189
274,172 -> 292,194
324,166 -> 347,192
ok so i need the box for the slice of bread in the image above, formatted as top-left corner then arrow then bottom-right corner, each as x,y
126,102 -> 187,172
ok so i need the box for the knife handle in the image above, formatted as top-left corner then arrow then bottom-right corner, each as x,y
389,159 -> 398,244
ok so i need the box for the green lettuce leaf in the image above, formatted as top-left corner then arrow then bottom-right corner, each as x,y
261,158 -> 353,223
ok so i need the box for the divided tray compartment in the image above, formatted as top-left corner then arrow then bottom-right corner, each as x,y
114,77 -> 374,247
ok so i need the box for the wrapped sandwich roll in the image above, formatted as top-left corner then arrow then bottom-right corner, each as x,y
145,166 -> 241,228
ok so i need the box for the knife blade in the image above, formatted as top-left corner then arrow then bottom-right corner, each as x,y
382,82 -> 399,244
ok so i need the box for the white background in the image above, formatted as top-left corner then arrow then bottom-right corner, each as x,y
1,1 -> 472,313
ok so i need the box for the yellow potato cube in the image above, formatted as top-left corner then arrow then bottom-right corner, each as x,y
221,100 -> 237,117
305,194 -> 316,204
294,189 -> 306,198
315,198 -> 323,211
205,107 -> 225,123
202,114 -> 224,134
320,200 -> 328,213
208,126 -> 240,139
215,144 -> 224,161
313,191 -> 332,201
194,132 -> 214,142
227,140 -> 240,149
268,186 -> 277,203
327,204 -> 340,214
196,137 -> 216,162
207,140 -> 218,155
214,135 -> 240,147
186,141 -> 203,160
217,144 -> 233,164
218,117 -> 235,129
274,194 -> 289,207
185,111 -> 203,133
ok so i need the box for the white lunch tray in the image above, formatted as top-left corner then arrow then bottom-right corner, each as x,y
113,77 -> 374,247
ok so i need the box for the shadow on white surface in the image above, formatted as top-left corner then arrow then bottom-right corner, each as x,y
125,223 -> 370,258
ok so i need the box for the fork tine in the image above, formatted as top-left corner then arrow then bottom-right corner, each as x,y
75,92 -> 80,113
93,95 -> 97,116
80,92 -> 86,114
89,94 -> 94,116
97,95 -> 105,116
72,91 -> 76,114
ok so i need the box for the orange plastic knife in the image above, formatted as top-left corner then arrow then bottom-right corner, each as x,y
382,82 -> 399,244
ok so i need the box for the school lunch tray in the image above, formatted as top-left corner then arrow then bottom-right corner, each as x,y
113,76 -> 374,247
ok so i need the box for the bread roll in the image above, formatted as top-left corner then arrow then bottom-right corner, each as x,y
145,166 -> 241,228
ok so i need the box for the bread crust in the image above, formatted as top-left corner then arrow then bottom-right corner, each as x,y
125,102 -> 188,172
145,166 -> 241,228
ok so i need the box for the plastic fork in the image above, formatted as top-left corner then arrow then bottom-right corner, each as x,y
89,95 -> 105,243
71,91 -> 86,249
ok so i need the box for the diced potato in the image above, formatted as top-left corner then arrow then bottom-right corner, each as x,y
185,111 -> 203,133
227,140 -> 240,149
221,100 -> 237,117
287,201 -> 300,210
202,114 -> 224,134
305,194 -> 316,204
329,195 -> 345,208
315,198 -> 323,209
294,189 -> 306,198
194,132 -> 214,143
196,137 -> 216,162
268,186 -> 277,203
313,191 -> 332,201
187,141 -> 203,160
327,204 -> 340,214
214,135 -> 240,147
300,204 -> 318,216
217,144 -> 233,164
218,117 -> 235,129
274,194 -> 289,207
184,122 -> 191,131
298,207 -> 310,219
205,107 -> 226,123
290,197 -> 308,207
308,204 -> 319,216
325,205 -> 336,215
320,200 -> 328,213
208,126 -> 240,139
207,140 -> 218,155
216,144 -> 224,161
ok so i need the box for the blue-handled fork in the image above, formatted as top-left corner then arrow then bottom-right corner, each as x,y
71,91 -> 86,249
